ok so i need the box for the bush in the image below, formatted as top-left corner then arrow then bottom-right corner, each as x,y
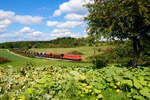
111,41 -> 133,58
105,47 -> 112,53
97,48 -> 101,52
92,58 -> 108,68
0,57 -> 11,64
90,55 -> 108,68
67,50 -> 84,55
86,41 -> 134,65
90,41 -> 150,67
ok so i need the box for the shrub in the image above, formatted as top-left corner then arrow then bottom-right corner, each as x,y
92,58 -> 108,68
86,41 -> 134,65
105,47 -> 112,53
97,48 -> 101,52
89,55 -> 108,68
0,57 -> 11,64
111,41 -> 133,58
67,50 -> 84,55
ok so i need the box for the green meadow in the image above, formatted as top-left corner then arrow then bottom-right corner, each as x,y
0,49 -> 92,69
30,46 -> 114,61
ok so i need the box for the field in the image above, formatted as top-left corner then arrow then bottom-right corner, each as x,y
0,49 -> 26,61
30,46 -> 113,61
0,49 -> 92,69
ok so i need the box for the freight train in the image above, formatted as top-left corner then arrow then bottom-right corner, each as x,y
17,50 -> 82,61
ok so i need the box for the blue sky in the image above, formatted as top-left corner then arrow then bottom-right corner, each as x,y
0,0 -> 91,43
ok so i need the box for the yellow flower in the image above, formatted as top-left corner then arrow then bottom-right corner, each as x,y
114,86 -> 117,88
116,89 -> 120,92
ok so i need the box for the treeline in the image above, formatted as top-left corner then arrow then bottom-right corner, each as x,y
49,37 -> 88,48
0,37 -> 88,49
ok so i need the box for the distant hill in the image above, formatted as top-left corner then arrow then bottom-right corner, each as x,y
0,37 -> 88,49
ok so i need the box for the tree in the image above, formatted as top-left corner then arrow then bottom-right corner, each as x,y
85,0 -> 150,67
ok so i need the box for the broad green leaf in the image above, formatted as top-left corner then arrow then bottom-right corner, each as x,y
133,95 -> 145,100
140,88 -> 150,99
133,79 -> 143,89
121,80 -> 133,87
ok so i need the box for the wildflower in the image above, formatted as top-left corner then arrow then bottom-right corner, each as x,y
116,89 -> 120,92
114,86 -> 117,88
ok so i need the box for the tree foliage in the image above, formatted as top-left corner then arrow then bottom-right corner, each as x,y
85,0 -> 150,67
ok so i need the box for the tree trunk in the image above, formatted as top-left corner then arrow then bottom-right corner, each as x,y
132,38 -> 143,68
132,38 -> 138,68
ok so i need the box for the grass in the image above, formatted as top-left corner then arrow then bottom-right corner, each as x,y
0,49 -> 92,69
30,46 -> 114,61
0,49 -> 26,61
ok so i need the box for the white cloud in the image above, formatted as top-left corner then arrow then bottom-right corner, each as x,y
57,21 -> 83,29
46,21 -> 59,27
0,10 -> 15,19
64,13 -> 86,21
19,27 -> 44,37
0,9 -> 43,32
52,29 -> 69,33
46,20 -> 83,29
53,0 -> 91,17
0,27 -> 52,43
50,31 -> 79,38
15,15 -> 43,24
50,28 -> 87,39
20,27 -> 34,33
0,27 -> 88,43
53,10 -> 62,17
0,19 -> 12,32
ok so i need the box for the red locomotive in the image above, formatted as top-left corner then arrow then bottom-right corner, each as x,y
45,53 -> 82,61
62,54 -> 82,61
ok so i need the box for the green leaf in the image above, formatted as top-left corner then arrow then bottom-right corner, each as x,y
148,82 -> 150,88
133,79 -> 143,89
26,88 -> 33,94
106,77 -> 113,82
97,84 -> 105,89
113,76 -> 123,82
140,88 -> 150,99
133,95 -> 145,100
110,82 -> 115,87
121,80 -> 133,87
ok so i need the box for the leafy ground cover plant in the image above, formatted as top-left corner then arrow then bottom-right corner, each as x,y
0,65 -> 150,100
